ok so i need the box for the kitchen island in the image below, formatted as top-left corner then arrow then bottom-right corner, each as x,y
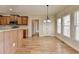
0,25 -> 28,54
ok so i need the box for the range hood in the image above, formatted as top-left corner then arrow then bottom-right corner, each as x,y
9,14 -> 20,28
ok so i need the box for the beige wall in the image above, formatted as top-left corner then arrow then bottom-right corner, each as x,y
55,6 -> 79,52
28,16 -> 55,37
39,17 -> 55,36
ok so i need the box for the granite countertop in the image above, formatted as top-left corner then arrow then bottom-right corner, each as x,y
0,25 -> 28,32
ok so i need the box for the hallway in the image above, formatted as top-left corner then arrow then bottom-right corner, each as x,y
16,36 -> 78,54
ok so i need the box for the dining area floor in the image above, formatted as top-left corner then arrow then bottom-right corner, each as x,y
16,36 -> 79,54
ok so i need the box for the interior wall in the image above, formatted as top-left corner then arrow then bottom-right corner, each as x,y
32,20 -> 39,35
28,17 -> 32,37
55,6 -> 79,52
39,17 -> 55,36
28,16 -> 55,37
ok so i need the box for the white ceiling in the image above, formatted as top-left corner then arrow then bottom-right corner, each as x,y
0,5 -> 68,16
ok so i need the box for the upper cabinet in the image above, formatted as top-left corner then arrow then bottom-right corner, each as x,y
3,16 -> 7,25
0,16 -> 3,25
17,16 -> 22,25
0,16 -> 28,25
21,16 -> 28,25
6,16 -> 11,25
0,16 -> 8,25
17,16 -> 28,25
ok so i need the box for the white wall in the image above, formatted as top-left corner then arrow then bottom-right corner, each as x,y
55,6 -> 79,52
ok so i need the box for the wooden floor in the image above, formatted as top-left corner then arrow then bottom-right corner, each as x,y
16,36 -> 79,54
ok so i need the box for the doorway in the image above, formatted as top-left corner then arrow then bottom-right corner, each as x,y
32,20 -> 39,37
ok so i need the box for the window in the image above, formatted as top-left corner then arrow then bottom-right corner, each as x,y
63,15 -> 70,37
57,18 -> 61,34
74,11 -> 79,41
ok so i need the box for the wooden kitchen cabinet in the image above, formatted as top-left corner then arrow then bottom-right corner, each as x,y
0,32 -> 4,53
23,29 -> 28,39
10,15 -> 16,21
0,29 -> 28,54
21,16 -> 28,25
6,16 -> 11,24
0,17 -> 4,25
0,17 -> 2,25
23,30 -> 26,38
0,16 -> 28,25
17,29 -> 28,48
4,31 -> 12,53
0,16 -> 7,25
10,30 -> 18,53
17,17 -> 22,25
4,30 -> 18,54
3,16 -> 7,25
17,29 -> 23,48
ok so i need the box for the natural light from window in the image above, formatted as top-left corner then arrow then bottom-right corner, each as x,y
63,15 -> 70,37
74,11 -> 79,41
57,18 -> 61,34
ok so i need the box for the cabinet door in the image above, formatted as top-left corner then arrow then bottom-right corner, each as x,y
0,17 -> 1,25
6,16 -> 11,24
10,16 -> 15,21
17,30 -> 23,48
22,16 -> 28,25
0,16 -> 7,25
4,31 -> 12,53
3,16 -> 7,25
23,29 -> 28,38
17,17 -> 22,25
4,30 -> 18,54
0,17 -> 4,25
10,30 -> 18,53
0,32 -> 4,53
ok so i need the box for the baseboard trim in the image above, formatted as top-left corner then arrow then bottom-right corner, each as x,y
55,35 -> 79,52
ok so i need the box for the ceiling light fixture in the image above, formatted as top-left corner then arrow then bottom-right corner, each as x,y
43,5 -> 51,23
9,8 -> 13,11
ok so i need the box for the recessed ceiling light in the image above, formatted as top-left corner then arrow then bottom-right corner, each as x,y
9,8 -> 13,11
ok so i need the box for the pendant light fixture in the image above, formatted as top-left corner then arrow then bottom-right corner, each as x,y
43,5 -> 51,23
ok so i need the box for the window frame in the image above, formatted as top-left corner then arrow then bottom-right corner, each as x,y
63,14 -> 71,38
57,18 -> 61,34
74,11 -> 79,41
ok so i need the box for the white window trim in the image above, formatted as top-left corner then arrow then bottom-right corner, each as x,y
63,14 -> 70,38
57,18 -> 61,34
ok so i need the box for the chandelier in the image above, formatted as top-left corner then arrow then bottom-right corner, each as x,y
43,5 -> 51,23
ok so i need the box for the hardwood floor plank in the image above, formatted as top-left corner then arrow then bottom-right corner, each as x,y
16,36 -> 78,54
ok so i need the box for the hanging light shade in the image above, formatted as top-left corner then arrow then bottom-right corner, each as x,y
43,5 -> 51,23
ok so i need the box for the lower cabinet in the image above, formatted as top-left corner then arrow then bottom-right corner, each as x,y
17,29 -> 23,48
10,30 -> 18,53
4,31 -> 12,53
17,29 -> 28,48
23,29 -> 28,39
0,29 -> 28,54
0,32 -> 4,53
4,30 -> 18,54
